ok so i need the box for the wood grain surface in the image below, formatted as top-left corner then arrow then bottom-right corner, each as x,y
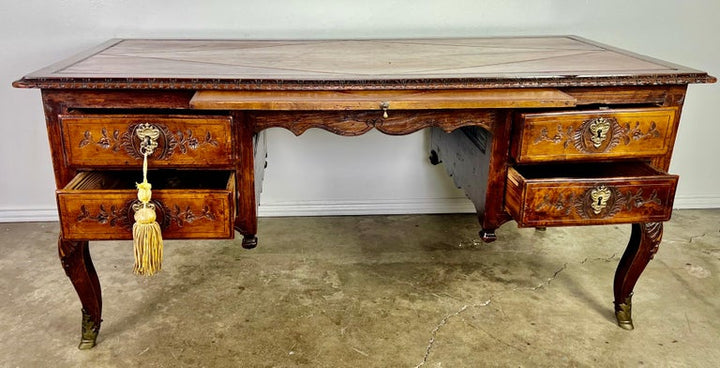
14,37 -> 715,90
190,89 -> 576,110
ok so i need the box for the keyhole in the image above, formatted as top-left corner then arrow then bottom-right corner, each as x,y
597,196 -> 603,206
596,129 -> 603,138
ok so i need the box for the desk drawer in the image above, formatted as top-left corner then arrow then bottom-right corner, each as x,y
505,162 -> 677,227
511,107 -> 677,163
60,115 -> 233,168
57,170 -> 235,240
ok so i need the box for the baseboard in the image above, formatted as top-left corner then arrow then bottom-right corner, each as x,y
257,198 -> 477,217
673,194 -> 720,209
1,195 -> 718,222
0,208 -> 59,222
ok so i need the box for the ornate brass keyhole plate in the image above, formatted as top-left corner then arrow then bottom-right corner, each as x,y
589,118 -> 611,148
590,185 -> 612,214
136,123 -> 160,155
572,116 -> 622,153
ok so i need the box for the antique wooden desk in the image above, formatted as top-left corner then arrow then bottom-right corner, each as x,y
13,36 -> 715,349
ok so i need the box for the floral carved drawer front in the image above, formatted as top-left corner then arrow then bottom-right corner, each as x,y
75,201 -> 217,231
60,115 -> 233,167
505,164 -> 678,227
56,171 -> 236,240
59,194 -> 233,240
513,107 -> 677,163
533,186 -> 664,220
78,125 -> 219,160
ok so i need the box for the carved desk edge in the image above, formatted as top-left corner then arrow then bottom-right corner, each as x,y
12,73 -> 717,90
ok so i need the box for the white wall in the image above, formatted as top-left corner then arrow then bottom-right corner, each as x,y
1,0 -> 718,221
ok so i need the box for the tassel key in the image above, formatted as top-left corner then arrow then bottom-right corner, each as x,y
132,201 -> 163,276
132,124 -> 164,276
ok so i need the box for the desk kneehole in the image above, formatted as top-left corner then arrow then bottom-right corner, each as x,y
57,170 -> 236,240
505,162 -> 678,227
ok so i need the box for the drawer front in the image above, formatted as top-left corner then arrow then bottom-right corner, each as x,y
505,164 -> 678,227
57,172 -> 236,240
60,115 -> 233,167
512,107 -> 677,163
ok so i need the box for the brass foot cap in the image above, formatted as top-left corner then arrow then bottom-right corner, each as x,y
78,337 -> 97,350
615,313 -> 635,330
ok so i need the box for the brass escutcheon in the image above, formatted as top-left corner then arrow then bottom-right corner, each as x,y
135,123 -> 161,155
590,185 -> 612,214
588,117 -> 612,148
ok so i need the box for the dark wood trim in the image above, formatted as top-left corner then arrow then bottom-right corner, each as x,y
251,110 -> 496,136
232,112 -> 258,246
14,73 -> 716,91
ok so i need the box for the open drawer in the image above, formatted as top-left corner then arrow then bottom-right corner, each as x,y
57,170 -> 236,240
505,162 -> 678,227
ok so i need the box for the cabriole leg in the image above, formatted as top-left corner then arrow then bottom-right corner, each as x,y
613,222 -> 663,330
58,236 -> 102,349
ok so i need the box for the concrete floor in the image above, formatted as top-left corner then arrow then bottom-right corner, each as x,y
0,210 -> 718,367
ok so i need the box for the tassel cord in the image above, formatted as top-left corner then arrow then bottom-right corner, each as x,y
132,148 -> 164,276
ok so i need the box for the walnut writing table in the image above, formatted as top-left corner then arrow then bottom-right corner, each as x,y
13,36 -> 715,349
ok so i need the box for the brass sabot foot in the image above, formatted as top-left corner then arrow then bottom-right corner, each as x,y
614,296 -> 634,330
78,337 -> 96,350
78,309 -> 100,350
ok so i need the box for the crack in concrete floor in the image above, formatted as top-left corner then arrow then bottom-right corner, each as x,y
412,229 -> 718,366
416,261 -> 571,367
2,211 -> 719,366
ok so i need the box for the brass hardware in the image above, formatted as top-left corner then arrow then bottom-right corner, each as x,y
590,185 -> 612,214
79,309 -> 100,350
615,295 -> 634,330
588,117 -> 611,148
135,123 -> 161,155
380,101 -> 390,118
132,201 -> 156,213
